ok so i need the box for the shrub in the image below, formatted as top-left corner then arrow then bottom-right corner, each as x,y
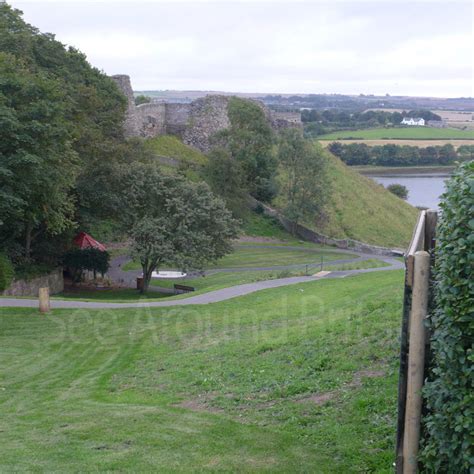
421,161 -> 474,472
63,248 -> 110,282
0,253 -> 14,291
387,183 -> 408,200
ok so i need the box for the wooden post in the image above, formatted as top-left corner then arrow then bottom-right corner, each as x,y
424,210 -> 437,252
402,251 -> 430,473
38,287 -> 50,313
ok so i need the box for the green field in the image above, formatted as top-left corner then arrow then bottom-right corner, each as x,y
0,271 -> 404,471
318,127 -> 474,140
123,244 -> 353,272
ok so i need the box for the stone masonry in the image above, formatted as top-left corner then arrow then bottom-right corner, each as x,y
111,74 -> 301,152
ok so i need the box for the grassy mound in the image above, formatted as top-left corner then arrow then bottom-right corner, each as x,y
1,270 -> 403,471
303,152 -> 418,248
318,127 -> 474,140
145,135 -> 207,165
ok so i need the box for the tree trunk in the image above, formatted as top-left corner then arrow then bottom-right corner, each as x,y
25,222 -> 32,260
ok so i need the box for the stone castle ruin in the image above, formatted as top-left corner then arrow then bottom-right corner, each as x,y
111,75 -> 301,152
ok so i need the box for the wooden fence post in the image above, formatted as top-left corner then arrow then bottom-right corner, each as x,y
38,287 -> 50,313
402,251 -> 430,473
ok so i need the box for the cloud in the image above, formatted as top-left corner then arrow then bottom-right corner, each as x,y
11,0 -> 474,97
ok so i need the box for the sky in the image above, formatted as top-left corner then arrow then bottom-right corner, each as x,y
9,0 -> 474,97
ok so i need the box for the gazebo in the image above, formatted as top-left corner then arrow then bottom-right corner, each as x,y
73,232 -> 106,251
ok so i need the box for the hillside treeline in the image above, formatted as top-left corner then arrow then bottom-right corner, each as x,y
0,4 -> 159,270
328,142 -> 473,166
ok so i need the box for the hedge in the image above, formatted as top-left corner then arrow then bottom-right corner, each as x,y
421,161 -> 474,472
63,248 -> 110,282
0,253 -> 14,291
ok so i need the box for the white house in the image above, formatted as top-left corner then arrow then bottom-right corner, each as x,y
401,117 -> 425,126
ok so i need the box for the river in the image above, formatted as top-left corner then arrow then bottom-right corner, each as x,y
362,169 -> 451,209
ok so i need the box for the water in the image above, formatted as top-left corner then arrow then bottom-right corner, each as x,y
367,171 -> 450,209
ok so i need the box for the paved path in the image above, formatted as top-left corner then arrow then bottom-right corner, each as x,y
0,257 -> 403,310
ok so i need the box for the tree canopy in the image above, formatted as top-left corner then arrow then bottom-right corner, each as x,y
120,163 -> 239,292
0,3 -> 127,264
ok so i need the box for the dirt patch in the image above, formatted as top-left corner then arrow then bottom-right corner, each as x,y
296,391 -> 337,406
349,370 -> 385,388
296,369 -> 385,405
174,393 -> 224,414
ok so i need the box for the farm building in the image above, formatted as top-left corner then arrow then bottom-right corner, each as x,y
401,117 -> 425,126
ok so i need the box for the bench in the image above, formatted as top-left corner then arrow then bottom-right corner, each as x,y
174,284 -> 195,294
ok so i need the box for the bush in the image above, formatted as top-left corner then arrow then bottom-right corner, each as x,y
421,161 -> 474,472
387,183 -> 408,200
0,253 -> 14,291
63,248 -> 110,282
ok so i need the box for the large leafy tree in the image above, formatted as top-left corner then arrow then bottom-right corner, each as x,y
0,52 -> 77,258
213,97 -> 277,202
0,4 -> 127,261
204,147 -> 247,218
120,164 -> 239,293
276,128 -> 328,233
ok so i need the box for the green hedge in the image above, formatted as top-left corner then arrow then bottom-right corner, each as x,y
421,161 -> 474,472
0,253 -> 14,291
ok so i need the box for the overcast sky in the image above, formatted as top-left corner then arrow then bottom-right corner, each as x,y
10,0 -> 474,97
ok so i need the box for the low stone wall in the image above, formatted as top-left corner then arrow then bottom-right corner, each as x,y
2,268 -> 64,297
257,201 -> 400,256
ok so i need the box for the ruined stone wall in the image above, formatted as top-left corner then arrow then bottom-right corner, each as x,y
136,103 -> 166,137
2,269 -> 64,297
164,103 -> 191,136
182,96 -> 231,152
111,74 -> 140,137
111,74 -> 302,150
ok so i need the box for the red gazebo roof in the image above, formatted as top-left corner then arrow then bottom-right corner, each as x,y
73,232 -> 106,251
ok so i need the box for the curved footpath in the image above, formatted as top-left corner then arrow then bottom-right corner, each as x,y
0,256 -> 403,310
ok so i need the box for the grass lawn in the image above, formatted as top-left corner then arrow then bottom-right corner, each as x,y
318,127 -> 474,140
51,259 -> 388,304
0,270 -> 403,471
123,244 -> 354,272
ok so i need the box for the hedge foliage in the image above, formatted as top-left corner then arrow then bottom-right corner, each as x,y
0,253 -> 14,291
421,161 -> 474,472
63,248 -> 110,282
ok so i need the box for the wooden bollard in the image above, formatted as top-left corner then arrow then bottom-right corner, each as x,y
403,251 -> 430,473
38,287 -> 50,313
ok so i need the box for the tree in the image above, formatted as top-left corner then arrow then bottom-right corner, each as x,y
0,4 -> 127,264
212,97 -> 277,202
204,147 -> 247,218
120,164 -> 239,293
276,129 -> 328,233
135,95 -> 151,106
0,52 -> 78,260
386,183 -> 408,200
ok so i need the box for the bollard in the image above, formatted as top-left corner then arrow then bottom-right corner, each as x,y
38,287 -> 50,313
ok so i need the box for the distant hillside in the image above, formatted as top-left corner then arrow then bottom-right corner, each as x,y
299,152 -> 418,248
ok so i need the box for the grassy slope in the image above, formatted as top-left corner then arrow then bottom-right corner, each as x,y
318,127 -> 474,140
0,270 -> 403,472
305,153 -> 418,248
145,135 -> 208,165
123,244 -> 354,271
